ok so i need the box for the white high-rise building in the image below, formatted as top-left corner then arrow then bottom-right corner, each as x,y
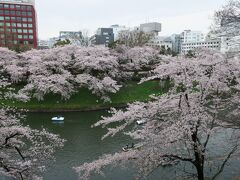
182,30 -> 204,43
110,24 -> 129,41
180,30 -> 222,55
181,40 -> 221,54
148,36 -> 172,50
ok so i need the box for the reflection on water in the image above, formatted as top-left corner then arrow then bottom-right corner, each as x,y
17,111 -> 240,180
52,121 -> 64,125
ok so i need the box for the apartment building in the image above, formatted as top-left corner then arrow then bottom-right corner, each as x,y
0,0 -> 37,48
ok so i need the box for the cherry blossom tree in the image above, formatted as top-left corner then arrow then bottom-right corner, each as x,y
0,45 -> 122,102
214,0 -> 240,38
213,0 -> 240,53
0,77 -> 65,179
74,49 -> 240,179
0,109 -> 65,179
118,46 -> 160,71
0,45 -> 160,102
113,45 -> 162,81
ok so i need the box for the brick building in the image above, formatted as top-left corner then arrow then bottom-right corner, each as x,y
0,0 -> 37,48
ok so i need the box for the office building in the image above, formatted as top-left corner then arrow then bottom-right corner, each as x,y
181,39 -> 221,54
140,22 -> 161,35
171,34 -> 182,54
90,28 -> 114,46
148,36 -> 172,50
110,24 -> 128,41
0,0 -> 37,48
182,30 -> 204,43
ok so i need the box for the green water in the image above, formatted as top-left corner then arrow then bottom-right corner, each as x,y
26,111 -> 135,180
16,111 -> 240,179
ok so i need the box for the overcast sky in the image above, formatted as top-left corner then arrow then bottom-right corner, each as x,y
36,0 -> 227,40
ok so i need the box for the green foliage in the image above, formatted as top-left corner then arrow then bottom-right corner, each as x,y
185,50 -> 196,58
1,81 -> 168,111
10,44 -> 32,53
159,46 -> 176,56
108,40 -> 121,49
54,39 -> 71,47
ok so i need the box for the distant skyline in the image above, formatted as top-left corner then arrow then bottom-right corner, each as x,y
36,0 -> 227,40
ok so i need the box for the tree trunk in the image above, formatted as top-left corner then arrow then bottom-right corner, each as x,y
196,164 -> 204,180
192,134 -> 205,180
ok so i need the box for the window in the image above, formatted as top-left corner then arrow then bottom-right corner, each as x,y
6,28 -> 10,32
4,4 -> 9,8
6,23 -> 10,27
18,35 -> 22,38
22,12 -> 27,16
12,29 -> 16,33
16,5 -> 21,10
21,6 -> 26,10
0,16 -> 4,20
10,11 -> 15,15
11,17 -> 16,20
0,28 -> 4,32
24,41 -> 28,44
0,4 -> 2,8
0,22 -> 3,26
13,40 -> 17,44
17,17 -> 21,22
12,23 -> 16,27
10,5 -> 15,9
0,10 -> 3,15
17,23 -> 21,27
17,29 -> 22,33
28,29 -> 33,33
23,35 -> 28,39
0,34 -> 4,38
22,24 -> 27,28
23,29 -> 27,33
16,11 -> 21,16
29,35 -> 33,39
27,12 -> 32,16
28,24 -> 32,28
0,40 -> 5,44
4,10 -> 9,15
28,18 -> 32,22
27,6 -> 32,11
5,16 -> 10,20
22,18 -> 27,22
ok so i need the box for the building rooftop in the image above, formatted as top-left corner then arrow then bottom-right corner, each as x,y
140,22 -> 161,33
0,0 -> 35,5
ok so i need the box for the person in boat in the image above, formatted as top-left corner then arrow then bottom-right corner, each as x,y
125,143 -> 134,149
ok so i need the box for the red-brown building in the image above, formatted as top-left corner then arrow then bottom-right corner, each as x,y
0,0 -> 37,48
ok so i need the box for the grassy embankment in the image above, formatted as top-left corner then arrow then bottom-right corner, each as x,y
1,81 -> 167,111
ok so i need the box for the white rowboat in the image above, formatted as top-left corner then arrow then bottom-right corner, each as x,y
52,116 -> 64,121
136,120 -> 146,125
